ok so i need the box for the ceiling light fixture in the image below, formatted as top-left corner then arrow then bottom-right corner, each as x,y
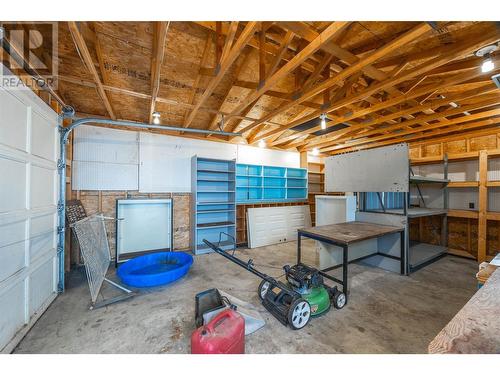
320,113 -> 327,130
152,111 -> 161,125
312,148 -> 320,156
475,44 -> 498,74
258,139 -> 266,148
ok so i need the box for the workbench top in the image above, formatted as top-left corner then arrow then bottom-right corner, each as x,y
299,221 -> 404,245
428,267 -> 500,354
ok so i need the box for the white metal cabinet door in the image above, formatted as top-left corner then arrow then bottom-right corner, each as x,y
286,206 -> 311,242
247,207 -> 287,248
0,77 -> 58,353
247,206 -> 311,248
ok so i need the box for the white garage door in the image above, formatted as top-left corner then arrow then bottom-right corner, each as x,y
0,79 -> 59,352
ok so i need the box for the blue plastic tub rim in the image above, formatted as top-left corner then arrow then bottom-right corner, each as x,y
117,251 -> 194,288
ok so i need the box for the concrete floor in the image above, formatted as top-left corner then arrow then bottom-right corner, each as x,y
15,240 -> 478,354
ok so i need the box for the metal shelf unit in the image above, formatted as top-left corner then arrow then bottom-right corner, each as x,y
359,156 -> 450,273
192,156 -> 236,255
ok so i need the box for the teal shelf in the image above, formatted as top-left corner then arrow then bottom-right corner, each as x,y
236,163 -> 308,203
192,156 -> 236,255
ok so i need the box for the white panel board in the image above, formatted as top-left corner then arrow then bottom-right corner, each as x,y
30,213 -> 57,261
0,156 -> 27,213
116,199 -> 172,260
0,66 -> 58,352
315,195 -> 356,226
0,218 -> 26,282
247,205 -> 311,248
325,143 -> 409,192
0,87 -> 28,152
449,188 -> 478,210
0,282 -> 26,350
139,132 -> 237,192
28,258 -> 56,316
488,187 -> 500,212
237,144 -> 299,168
31,111 -> 57,162
72,125 -> 139,190
488,158 -> 500,181
30,165 -> 56,209
72,161 -> 138,191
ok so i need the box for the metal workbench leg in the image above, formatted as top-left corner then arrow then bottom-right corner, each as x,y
297,232 -> 302,264
342,245 -> 348,295
400,231 -> 406,275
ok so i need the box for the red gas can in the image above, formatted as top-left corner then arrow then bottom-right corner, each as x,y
191,309 -> 245,354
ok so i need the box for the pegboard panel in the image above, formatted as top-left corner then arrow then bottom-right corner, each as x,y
325,143 -> 409,193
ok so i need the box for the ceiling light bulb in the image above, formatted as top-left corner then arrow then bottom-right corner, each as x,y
481,56 -> 494,73
152,111 -> 161,125
320,114 -> 326,130
258,139 -> 266,148
312,148 -> 319,156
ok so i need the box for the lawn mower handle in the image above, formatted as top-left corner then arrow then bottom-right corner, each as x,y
202,239 -> 298,296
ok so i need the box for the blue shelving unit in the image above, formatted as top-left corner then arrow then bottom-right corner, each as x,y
192,156 -> 236,255
236,163 -> 308,203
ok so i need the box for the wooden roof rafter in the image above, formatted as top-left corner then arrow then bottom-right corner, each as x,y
300,80 -> 499,150
320,100 -> 500,153
238,22 -> 432,138
68,21 -> 116,119
183,21 -> 259,129
149,21 -> 170,123
221,21 -> 352,133
329,115 -> 500,155
260,26 -> 500,148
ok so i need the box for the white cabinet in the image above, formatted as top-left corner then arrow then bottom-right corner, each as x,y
314,195 -> 377,270
247,206 -> 311,248
315,195 -> 356,225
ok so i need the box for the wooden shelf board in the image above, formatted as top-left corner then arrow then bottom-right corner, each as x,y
487,211 -> 500,221
448,209 -> 479,219
487,181 -> 500,187
448,181 -> 479,188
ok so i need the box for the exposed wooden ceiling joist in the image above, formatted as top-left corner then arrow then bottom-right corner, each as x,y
68,21 -> 116,119
149,21 -> 170,123
183,21 -> 259,128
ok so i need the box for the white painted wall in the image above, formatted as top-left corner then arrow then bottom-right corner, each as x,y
0,69 -> 59,352
139,132 -> 237,193
72,126 -> 139,191
72,125 -> 301,192
237,144 -> 299,168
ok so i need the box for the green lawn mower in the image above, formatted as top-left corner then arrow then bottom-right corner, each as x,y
203,238 -> 346,330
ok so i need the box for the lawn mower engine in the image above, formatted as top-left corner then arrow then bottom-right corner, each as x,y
284,264 -> 332,316
257,263 -> 346,329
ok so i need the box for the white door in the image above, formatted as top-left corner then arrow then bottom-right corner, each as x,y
0,73 -> 59,352
247,206 -> 311,248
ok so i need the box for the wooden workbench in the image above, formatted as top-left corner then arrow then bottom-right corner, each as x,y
428,267 -> 500,353
297,221 -> 405,304
299,221 -> 404,245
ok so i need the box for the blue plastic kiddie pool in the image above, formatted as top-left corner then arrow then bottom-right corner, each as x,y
117,251 -> 193,288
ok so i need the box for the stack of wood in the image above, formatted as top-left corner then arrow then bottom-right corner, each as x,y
476,262 -> 498,287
